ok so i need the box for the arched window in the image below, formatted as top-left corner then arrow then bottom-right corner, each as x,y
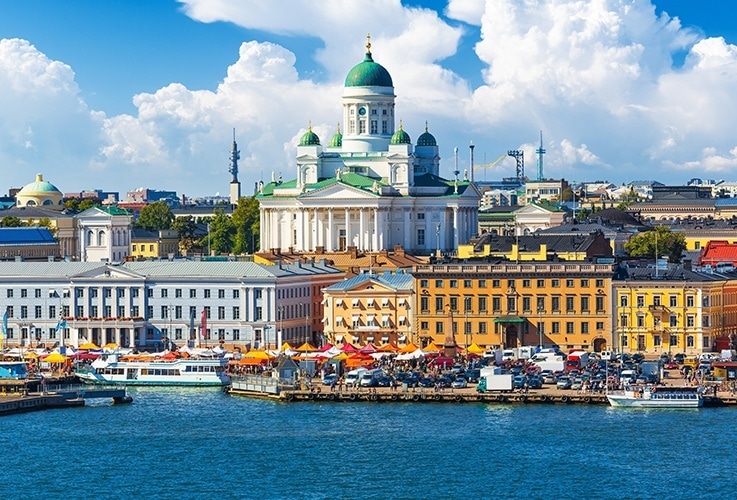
42,199 -> 54,206
86,230 -> 93,246
98,230 -> 106,246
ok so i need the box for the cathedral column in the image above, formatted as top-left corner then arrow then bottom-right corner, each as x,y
359,208 -> 365,251
439,212 -> 446,252
345,208 -> 351,249
453,206 -> 460,249
296,209 -> 304,251
327,208 -> 334,252
373,209 -> 379,252
403,209 -> 411,251
313,208 -> 319,251
259,209 -> 266,251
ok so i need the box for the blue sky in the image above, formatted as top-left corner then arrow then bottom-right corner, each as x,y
1,0 -> 737,198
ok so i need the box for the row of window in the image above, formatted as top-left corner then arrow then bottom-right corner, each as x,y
620,314 -> 711,328
419,320 -> 606,335
622,335 -> 709,349
420,278 -> 606,289
420,295 -> 607,313
619,294 -> 706,308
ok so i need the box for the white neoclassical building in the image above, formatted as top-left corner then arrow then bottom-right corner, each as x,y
257,39 -> 481,255
76,206 -> 132,262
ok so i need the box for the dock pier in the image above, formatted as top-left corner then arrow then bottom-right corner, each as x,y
0,385 -> 131,416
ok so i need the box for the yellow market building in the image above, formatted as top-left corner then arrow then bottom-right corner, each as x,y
413,261 -> 614,352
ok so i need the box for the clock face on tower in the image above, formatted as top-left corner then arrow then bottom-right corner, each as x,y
358,107 -> 366,116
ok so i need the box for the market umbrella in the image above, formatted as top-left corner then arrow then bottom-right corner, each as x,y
239,357 -> 268,366
296,342 -> 318,352
79,342 -> 99,350
398,343 -> 418,353
466,343 -> 485,355
104,343 -> 119,349
319,343 -> 334,352
377,343 -> 399,352
331,352 -> 349,361
244,350 -> 274,360
44,352 -> 67,363
280,342 -> 294,352
424,342 -> 442,353
359,343 -> 378,354
341,343 -> 359,353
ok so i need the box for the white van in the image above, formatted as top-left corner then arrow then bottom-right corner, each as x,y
620,369 -> 637,385
600,351 -> 613,361
359,368 -> 384,387
345,368 -> 368,387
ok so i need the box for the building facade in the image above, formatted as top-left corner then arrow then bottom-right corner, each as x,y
322,271 -> 413,346
413,262 -> 614,352
0,260 -> 342,350
613,266 -> 736,356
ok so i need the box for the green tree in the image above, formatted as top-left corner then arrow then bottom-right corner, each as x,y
37,217 -> 57,236
63,198 -> 80,211
624,226 -> 686,263
136,201 -> 174,230
207,210 -> 235,254
0,216 -> 22,227
172,215 -> 197,254
78,198 -> 100,211
231,196 -> 260,254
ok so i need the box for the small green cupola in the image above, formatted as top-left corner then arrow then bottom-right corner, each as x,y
417,121 -> 437,147
329,124 -> 342,148
299,121 -> 321,146
390,120 -> 411,145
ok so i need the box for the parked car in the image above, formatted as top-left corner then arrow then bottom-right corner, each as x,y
419,377 -> 435,388
452,378 -> 468,389
674,353 -> 686,364
321,374 -> 337,386
437,376 -> 453,388
556,376 -> 572,390
527,376 -> 543,389
570,377 -> 584,391
465,369 -> 481,383
540,371 -> 557,384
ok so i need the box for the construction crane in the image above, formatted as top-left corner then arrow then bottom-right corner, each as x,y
507,149 -> 524,181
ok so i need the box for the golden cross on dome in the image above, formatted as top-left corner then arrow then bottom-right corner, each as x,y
366,33 -> 371,53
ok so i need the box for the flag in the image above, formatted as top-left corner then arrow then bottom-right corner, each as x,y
55,318 -> 66,333
0,307 -> 5,349
201,310 -> 207,338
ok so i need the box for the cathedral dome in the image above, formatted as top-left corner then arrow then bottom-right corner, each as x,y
15,173 -> 63,210
299,124 -> 321,146
329,124 -> 343,148
417,124 -> 437,147
390,124 -> 411,145
344,38 -> 393,88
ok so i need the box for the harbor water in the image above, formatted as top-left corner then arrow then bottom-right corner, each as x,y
2,388 -> 734,499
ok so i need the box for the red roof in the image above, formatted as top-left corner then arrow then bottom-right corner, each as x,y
698,241 -> 737,266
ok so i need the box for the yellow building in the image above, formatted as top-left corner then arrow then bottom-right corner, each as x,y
130,229 -> 179,259
322,271 -> 413,346
413,262 -> 614,352
614,265 -> 732,356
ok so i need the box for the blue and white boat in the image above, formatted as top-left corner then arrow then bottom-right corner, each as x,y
607,385 -> 703,408
75,353 -> 230,387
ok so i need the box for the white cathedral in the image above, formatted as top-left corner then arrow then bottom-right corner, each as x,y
257,38 -> 481,254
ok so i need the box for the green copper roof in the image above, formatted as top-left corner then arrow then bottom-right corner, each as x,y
18,174 -> 61,194
390,125 -> 411,145
329,129 -> 342,148
299,128 -> 321,146
345,52 -> 393,88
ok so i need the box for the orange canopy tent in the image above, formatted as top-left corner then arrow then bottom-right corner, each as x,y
398,343 -> 418,353
424,342 -> 442,353
296,342 -> 318,352
466,343 -> 485,355
377,343 -> 399,352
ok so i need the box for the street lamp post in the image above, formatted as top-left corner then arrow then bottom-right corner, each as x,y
207,222 -> 211,257
435,222 -> 441,258
277,305 -> 284,350
537,308 -> 544,349
168,304 -> 173,351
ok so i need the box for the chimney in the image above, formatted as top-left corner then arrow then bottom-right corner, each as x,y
393,244 -> 405,258
348,246 -> 358,259
683,259 -> 692,271
316,246 -> 325,255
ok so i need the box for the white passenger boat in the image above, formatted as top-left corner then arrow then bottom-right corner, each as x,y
607,385 -> 703,408
75,353 -> 231,387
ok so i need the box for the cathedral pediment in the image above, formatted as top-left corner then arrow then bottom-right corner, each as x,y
71,265 -> 144,280
300,182 -> 378,200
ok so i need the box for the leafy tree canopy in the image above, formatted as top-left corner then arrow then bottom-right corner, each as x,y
624,226 -> 686,263
136,201 -> 174,231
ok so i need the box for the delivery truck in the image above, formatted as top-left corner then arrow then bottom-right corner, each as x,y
476,370 -> 513,393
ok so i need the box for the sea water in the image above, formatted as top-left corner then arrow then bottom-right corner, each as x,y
1,388 -> 733,499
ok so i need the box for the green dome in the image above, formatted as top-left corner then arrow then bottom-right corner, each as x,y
390,124 -> 411,145
19,174 -> 61,194
329,126 -> 342,148
345,52 -> 393,88
299,124 -> 321,146
417,124 -> 437,146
